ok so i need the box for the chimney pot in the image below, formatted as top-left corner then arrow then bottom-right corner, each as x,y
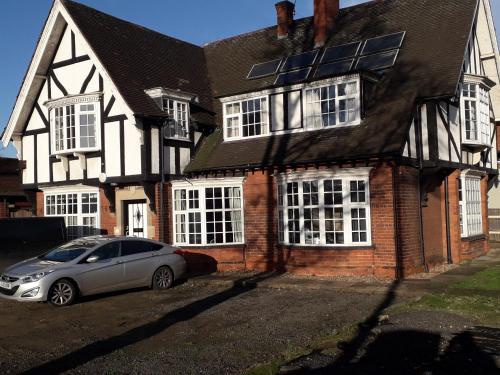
275,1 -> 295,39
314,0 -> 339,48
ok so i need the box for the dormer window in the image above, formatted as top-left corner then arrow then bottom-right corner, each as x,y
224,97 -> 269,140
46,94 -> 100,155
304,80 -> 360,129
461,75 -> 495,149
162,98 -> 189,140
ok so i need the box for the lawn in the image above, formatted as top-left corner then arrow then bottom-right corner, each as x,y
453,265 -> 500,291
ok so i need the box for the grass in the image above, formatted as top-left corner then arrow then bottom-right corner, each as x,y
453,265 -> 500,291
395,293 -> 500,325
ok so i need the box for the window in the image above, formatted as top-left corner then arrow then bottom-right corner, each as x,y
50,101 -> 99,154
121,240 -> 155,256
304,80 -> 360,129
162,98 -> 189,139
462,83 -> 490,145
277,170 -> 371,246
172,183 -> 244,246
224,97 -> 268,140
84,242 -> 120,263
459,175 -> 483,237
45,191 -> 99,239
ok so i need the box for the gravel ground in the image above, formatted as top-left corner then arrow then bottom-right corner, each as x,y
0,278 -> 406,374
286,311 -> 500,374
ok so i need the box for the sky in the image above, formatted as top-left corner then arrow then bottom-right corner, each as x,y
1,0 -> 500,158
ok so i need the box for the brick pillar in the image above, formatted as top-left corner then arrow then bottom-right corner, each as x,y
244,171 -> 277,271
35,192 -> 44,217
444,170 -> 461,264
152,182 -> 171,243
370,163 -> 398,278
0,200 -> 8,218
99,188 -> 116,236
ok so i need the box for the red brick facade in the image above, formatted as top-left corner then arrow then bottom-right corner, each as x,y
163,163 -> 490,278
27,164 -> 490,279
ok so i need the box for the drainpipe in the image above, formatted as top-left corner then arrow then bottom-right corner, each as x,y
392,163 -> 402,279
415,103 -> 429,272
160,120 -> 166,243
444,176 -> 453,264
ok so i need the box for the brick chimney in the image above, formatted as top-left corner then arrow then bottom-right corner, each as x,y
275,1 -> 295,39
314,0 -> 340,47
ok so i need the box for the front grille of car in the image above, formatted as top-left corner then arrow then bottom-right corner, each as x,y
0,286 -> 19,296
1,275 -> 19,283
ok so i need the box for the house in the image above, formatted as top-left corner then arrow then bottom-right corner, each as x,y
1,0 -> 499,277
0,157 -> 31,218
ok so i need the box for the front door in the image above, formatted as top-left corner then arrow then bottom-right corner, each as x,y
125,201 -> 148,238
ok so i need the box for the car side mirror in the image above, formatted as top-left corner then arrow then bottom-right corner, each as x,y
86,255 -> 100,263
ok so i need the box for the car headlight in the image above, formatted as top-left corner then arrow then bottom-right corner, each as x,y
21,271 -> 54,284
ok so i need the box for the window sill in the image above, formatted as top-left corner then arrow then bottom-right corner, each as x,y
164,137 -> 191,142
174,243 -> 246,249
278,244 -> 374,250
51,148 -> 100,157
461,234 -> 486,242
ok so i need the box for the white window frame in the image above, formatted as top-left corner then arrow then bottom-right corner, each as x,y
162,97 -> 190,140
277,168 -> 372,247
221,75 -> 362,142
461,81 -> 491,146
47,94 -> 101,156
43,187 -> 100,240
459,171 -> 483,238
223,96 -> 269,141
303,79 -> 361,130
172,178 -> 245,246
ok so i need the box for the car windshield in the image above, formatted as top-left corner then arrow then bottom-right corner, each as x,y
39,241 -> 96,262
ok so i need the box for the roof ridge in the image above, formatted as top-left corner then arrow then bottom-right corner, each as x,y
61,0 -> 204,49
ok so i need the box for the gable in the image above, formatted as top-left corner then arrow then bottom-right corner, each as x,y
1,0 -> 135,148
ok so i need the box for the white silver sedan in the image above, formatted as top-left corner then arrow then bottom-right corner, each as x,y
0,236 -> 187,307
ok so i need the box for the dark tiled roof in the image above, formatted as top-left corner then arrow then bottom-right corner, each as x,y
61,0 -> 214,124
61,0 -> 476,172
187,0 -> 475,172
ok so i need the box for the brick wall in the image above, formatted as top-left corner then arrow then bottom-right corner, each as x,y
99,188 -> 116,236
0,200 -> 8,218
396,166 -> 425,276
35,191 -> 44,216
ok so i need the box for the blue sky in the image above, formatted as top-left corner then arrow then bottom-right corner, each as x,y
1,0 -> 500,157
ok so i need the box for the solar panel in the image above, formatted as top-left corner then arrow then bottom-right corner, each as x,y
361,31 -> 405,55
321,42 -> 361,64
281,50 -> 319,72
315,59 -> 354,79
247,59 -> 282,79
356,50 -> 399,71
275,68 -> 311,86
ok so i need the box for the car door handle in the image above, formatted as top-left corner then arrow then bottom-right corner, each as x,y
116,260 -> 124,264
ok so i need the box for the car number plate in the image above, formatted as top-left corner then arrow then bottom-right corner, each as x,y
0,281 -> 12,289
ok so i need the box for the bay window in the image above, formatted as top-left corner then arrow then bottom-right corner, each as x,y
172,180 -> 244,246
277,169 -> 371,246
48,95 -> 100,154
459,173 -> 483,238
304,80 -> 360,129
224,97 -> 269,140
44,190 -> 100,239
462,81 -> 491,146
162,98 -> 189,139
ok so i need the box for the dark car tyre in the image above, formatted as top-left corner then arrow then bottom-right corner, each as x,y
152,266 -> 174,290
48,279 -> 76,307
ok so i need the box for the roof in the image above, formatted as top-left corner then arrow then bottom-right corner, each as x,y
61,0 -> 215,125
187,0 -> 477,172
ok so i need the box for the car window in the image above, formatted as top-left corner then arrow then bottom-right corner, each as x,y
85,242 -> 120,262
152,244 -> 164,251
120,241 -> 154,256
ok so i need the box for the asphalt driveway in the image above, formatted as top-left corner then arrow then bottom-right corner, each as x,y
0,274 -> 404,374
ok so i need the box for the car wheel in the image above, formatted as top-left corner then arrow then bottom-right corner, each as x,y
48,279 -> 76,307
152,266 -> 174,290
